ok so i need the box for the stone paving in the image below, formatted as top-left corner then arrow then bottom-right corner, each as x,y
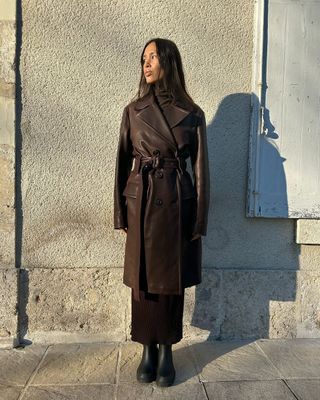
0,338 -> 320,399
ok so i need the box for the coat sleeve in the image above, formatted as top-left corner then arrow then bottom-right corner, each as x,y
114,105 -> 133,229
191,108 -> 210,237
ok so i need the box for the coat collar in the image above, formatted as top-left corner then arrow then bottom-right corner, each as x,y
133,91 -> 194,150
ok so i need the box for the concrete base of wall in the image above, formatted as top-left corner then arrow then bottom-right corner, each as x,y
296,219 -> 320,244
12,267 -> 320,345
0,269 -> 18,348
0,337 -> 19,349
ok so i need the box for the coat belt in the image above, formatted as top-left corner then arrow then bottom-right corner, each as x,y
132,153 -> 186,301
134,153 -> 186,174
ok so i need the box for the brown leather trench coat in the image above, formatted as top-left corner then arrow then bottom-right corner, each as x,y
114,90 -> 210,300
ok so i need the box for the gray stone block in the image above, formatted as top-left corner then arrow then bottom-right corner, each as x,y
151,383 -> 207,399
184,270 -> 222,341
0,1 -> 16,21
151,383 -> 207,400
286,379 -> 320,400
116,383 -> 154,399
171,341 -> 200,384
298,246 -> 320,270
257,338 -> 320,379
0,21 -> 16,86
118,342 -> 142,383
24,268 -> 128,342
0,385 -> 22,400
24,385 -> 115,400
0,344 -> 46,385
190,340 -> 280,382
269,301 -> 297,339
221,270 -> 297,339
0,228 -> 15,270
0,99 -> 15,147
0,142 -> 15,270
297,271 -> 320,337
296,219 -> 320,244
32,343 -> 119,385
116,382 -> 207,399
0,269 -> 17,347
204,380 -> 296,400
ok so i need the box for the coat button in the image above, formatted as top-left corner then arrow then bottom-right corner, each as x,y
142,164 -> 149,172
155,198 -> 163,206
153,149 -> 160,156
155,170 -> 163,178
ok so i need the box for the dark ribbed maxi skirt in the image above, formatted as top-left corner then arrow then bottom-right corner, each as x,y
130,165 -> 185,345
131,289 -> 184,345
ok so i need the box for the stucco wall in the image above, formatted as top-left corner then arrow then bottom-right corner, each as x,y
1,0 -> 319,345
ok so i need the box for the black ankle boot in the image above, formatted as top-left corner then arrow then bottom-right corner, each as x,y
136,343 -> 158,383
156,344 -> 175,387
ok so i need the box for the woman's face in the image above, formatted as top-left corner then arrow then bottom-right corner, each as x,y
142,42 -> 164,84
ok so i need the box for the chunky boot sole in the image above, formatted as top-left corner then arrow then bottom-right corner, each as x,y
137,370 -> 157,383
156,369 -> 175,387
156,344 -> 175,387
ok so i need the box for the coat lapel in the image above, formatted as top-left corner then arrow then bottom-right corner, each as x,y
165,98 -> 194,128
134,92 -> 193,150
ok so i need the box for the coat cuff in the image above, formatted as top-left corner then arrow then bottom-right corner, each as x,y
192,221 -> 207,237
114,211 -> 127,230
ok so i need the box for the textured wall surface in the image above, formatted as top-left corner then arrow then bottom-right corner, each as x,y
7,0 -> 318,343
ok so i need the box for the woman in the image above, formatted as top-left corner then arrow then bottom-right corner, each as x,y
114,38 -> 210,386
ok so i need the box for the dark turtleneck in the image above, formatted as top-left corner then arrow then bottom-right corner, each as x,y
153,83 -> 173,110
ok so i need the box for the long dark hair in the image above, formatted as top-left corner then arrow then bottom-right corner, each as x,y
133,38 -> 194,105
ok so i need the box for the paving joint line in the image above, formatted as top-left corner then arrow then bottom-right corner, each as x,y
24,382 -> 116,387
113,343 -> 122,400
17,345 -> 50,400
282,379 -> 301,400
186,339 -> 203,383
201,381 -> 210,400
255,340 -> 284,379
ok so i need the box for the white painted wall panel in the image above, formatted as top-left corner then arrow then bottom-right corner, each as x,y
247,0 -> 320,217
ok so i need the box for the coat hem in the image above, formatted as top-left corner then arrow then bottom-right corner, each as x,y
123,279 -> 201,295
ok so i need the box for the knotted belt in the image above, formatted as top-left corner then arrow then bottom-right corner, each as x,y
131,152 -> 187,301
134,152 -> 186,174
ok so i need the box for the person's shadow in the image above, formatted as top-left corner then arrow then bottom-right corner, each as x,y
173,92 -> 300,385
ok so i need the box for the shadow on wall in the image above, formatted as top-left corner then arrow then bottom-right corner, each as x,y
190,0 -> 299,340
14,0 -> 31,345
190,93 -> 300,340
17,269 -> 30,344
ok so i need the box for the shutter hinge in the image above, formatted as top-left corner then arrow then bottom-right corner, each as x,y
259,106 -> 267,135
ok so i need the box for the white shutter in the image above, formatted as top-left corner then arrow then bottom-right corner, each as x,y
247,0 -> 320,218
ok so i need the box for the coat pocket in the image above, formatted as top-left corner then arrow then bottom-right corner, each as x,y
123,181 -> 138,198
